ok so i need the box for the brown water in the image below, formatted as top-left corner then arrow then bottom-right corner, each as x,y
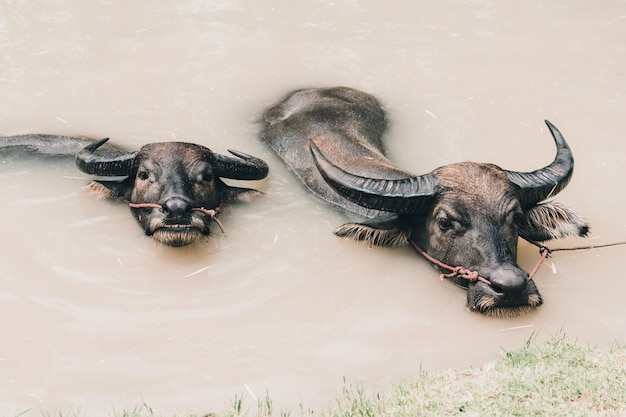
1,1 -> 626,415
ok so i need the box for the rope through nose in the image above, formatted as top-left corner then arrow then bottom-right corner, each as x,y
191,207 -> 225,233
128,202 -> 225,234
409,240 -> 491,286
412,238 -> 626,285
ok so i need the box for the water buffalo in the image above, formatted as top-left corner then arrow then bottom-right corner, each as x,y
0,134 -> 269,247
260,86 -> 589,317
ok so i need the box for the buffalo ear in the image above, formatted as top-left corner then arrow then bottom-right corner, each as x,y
84,178 -> 133,200
334,214 -> 409,247
221,184 -> 264,203
518,201 -> 590,242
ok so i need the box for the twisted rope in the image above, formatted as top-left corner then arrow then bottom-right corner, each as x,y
127,202 -> 225,233
410,238 -> 626,286
409,240 -> 491,285
522,238 -> 626,279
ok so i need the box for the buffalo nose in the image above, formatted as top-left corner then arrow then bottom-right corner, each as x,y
489,267 -> 528,294
163,197 -> 192,215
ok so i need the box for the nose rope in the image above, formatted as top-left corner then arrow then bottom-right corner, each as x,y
409,240 -> 492,286
411,238 -> 626,286
528,245 -> 551,280
127,202 -> 225,234
522,238 -> 626,277
191,207 -> 225,234
522,237 -> 626,254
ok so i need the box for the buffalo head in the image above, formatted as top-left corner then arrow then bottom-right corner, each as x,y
311,119 -> 589,316
76,139 -> 269,247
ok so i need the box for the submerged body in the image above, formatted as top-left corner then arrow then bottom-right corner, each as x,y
261,86 -> 589,316
1,134 -> 269,247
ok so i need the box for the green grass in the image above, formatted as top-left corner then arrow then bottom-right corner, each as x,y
313,333 -> 626,417
219,333 -> 626,417
23,334 -> 626,417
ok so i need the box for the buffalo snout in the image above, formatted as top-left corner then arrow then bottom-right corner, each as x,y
467,266 -> 543,317
163,197 -> 193,216
488,266 -> 529,294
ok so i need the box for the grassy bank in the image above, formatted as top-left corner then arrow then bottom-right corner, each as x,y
220,333 -> 626,417
316,334 -> 626,417
36,334 -> 626,417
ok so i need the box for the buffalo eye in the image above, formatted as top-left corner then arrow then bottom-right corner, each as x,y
437,217 -> 454,231
137,171 -> 149,181
513,212 -> 525,225
201,171 -> 214,182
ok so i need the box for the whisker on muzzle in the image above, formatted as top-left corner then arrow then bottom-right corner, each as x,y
128,202 -> 225,234
192,207 -> 225,234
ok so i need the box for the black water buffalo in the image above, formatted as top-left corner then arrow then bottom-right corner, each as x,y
0,134 -> 268,247
260,86 -> 589,317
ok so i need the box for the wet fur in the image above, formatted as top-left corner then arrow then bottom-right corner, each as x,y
470,293 -> 543,318
334,223 -> 408,247
473,303 -> 538,318
520,201 -> 589,242
261,87 -> 589,317
85,180 -> 124,199
1,135 -> 268,247
467,280 -> 543,317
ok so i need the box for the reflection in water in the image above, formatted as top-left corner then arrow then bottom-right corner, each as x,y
1,1 -> 626,415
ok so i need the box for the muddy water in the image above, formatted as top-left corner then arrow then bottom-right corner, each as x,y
1,1 -> 626,415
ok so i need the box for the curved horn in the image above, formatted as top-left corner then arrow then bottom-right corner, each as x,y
505,120 -> 574,208
75,138 -> 138,176
310,142 -> 437,214
212,149 -> 269,180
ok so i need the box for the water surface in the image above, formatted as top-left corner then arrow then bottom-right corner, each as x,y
1,1 -> 626,415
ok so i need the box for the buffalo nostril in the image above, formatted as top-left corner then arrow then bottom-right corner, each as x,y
163,198 -> 192,214
489,268 -> 528,294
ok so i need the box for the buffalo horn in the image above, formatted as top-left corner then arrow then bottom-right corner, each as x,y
505,120 -> 574,208
75,138 -> 138,176
310,143 -> 437,214
212,149 -> 269,180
